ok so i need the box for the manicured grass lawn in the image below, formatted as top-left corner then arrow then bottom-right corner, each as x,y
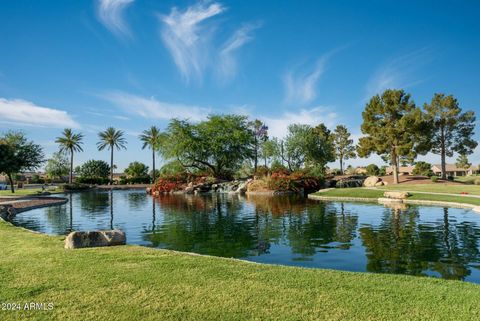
455,175 -> 480,184
379,183 -> 480,196
315,188 -> 480,206
0,188 -> 59,197
2,221 -> 480,320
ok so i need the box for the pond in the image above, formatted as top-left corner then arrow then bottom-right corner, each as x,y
11,189 -> 480,283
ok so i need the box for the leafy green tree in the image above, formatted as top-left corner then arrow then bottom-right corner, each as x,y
455,154 -> 471,170
250,119 -> 269,172
159,160 -> 185,177
125,161 -> 149,178
332,125 -> 356,174
412,161 -> 433,176
76,160 -> 110,184
139,126 -> 163,182
424,93 -> 477,179
261,138 -> 280,167
357,89 -> 428,184
0,131 -> 44,192
45,152 -> 69,181
55,128 -> 84,184
365,164 -> 380,176
282,124 -> 334,171
97,127 -> 127,184
159,115 -> 254,178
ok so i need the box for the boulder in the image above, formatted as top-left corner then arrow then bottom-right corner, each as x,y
374,181 -> 384,187
363,176 -> 381,187
65,230 -> 126,249
378,197 -> 404,204
236,179 -> 252,194
383,191 -> 410,199
0,205 -> 16,220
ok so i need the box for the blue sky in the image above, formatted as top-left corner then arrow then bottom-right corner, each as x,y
1,0 -> 480,171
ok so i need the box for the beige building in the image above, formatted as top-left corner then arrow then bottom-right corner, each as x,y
431,164 -> 479,177
385,166 -> 415,176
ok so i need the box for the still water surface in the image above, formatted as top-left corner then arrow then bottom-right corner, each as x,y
11,190 -> 480,283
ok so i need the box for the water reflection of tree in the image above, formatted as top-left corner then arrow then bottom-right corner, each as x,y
360,206 -> 480,280
143,195 -> 358,260
79,191 -> 110,216
145,194 -> 257,258
286,202 -> 358,257
125,192 -> 147,211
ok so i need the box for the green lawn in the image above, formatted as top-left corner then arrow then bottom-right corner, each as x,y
455,175 -> 480,184
379,183 -> 480,195
315,188 -> 480,206
0,188 -> 59,197
1,220 -> 480,320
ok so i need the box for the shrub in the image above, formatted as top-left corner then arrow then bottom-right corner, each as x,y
270,160 -> 288,173
447,175 -> 454,181
474,178 -> 480,185
366,164 -> 380,176
378,166 -> 387,176
62,183 -> 91,191
247,179 -> 269,192
76,177 -> 110,185
255,165 -> 270,178
431,176 -> 438,182
267,172 -> 295,191
413,161 -> 433,176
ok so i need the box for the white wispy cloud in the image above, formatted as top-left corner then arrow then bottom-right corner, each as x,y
264,106 -> 338,139
283,56 -> 328,105
99,91 -> 210,122
218,23 -> 259,82
0,98 -> 79,128
159,1 -> 225,82
365,48 -> 432,98
96,0 -> 134,38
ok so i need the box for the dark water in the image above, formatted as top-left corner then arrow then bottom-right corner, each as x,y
11,190 -> 480,283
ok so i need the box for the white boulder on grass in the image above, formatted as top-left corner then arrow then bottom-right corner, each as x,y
65,230 -> 126,249
384,191 -> 410,199
363,176 -> 381,187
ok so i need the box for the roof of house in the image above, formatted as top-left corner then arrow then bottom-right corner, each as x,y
431,164 -> 477,172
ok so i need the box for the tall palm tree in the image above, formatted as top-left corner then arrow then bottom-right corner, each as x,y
97,127 -> 127,184
139,126 -> 162,182
55,128 -> 84,183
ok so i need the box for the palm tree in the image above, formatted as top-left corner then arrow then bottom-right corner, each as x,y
139,126 -> 162,182
55,128 -> 84,184
97,127 -> 127,184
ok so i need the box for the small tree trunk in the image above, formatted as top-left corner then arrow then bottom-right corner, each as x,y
152,149 -> 156,183
70,150 -> 74,184
440,126 -> 447,180
441,147 -> 447,180
339,155 -> 343,174
7,173 -> 15,193
110,147 -> 114,185
392,149 -> 399,184
254,136 -> 258,172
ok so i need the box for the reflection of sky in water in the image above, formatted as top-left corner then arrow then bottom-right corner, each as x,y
11,190 -> 480,283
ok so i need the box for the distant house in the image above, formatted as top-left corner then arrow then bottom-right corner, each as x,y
385,166 -> 415,176
431,164 -> 479,177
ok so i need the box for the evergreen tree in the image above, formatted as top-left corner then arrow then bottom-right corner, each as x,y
357,89 -> 429,184
424,93 -> 477,179
332,125 -> 356,174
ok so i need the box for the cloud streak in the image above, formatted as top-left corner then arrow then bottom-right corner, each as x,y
99,91 -> 210,122
218,23 -> 259,82
0,98 -> 79,128
366,48 -> 432,98
96,0 -> 134,38
264,106 -> 338,139
159,2 -> 225,82
283,56 -> 328,105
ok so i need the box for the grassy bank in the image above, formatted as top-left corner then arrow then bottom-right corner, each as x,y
314,188 -> 480,206
0,187 -> 60,197
1,220 -> 480,320
379,183 -> 480,196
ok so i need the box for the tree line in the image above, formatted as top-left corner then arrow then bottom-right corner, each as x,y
0,89 -> 476,192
